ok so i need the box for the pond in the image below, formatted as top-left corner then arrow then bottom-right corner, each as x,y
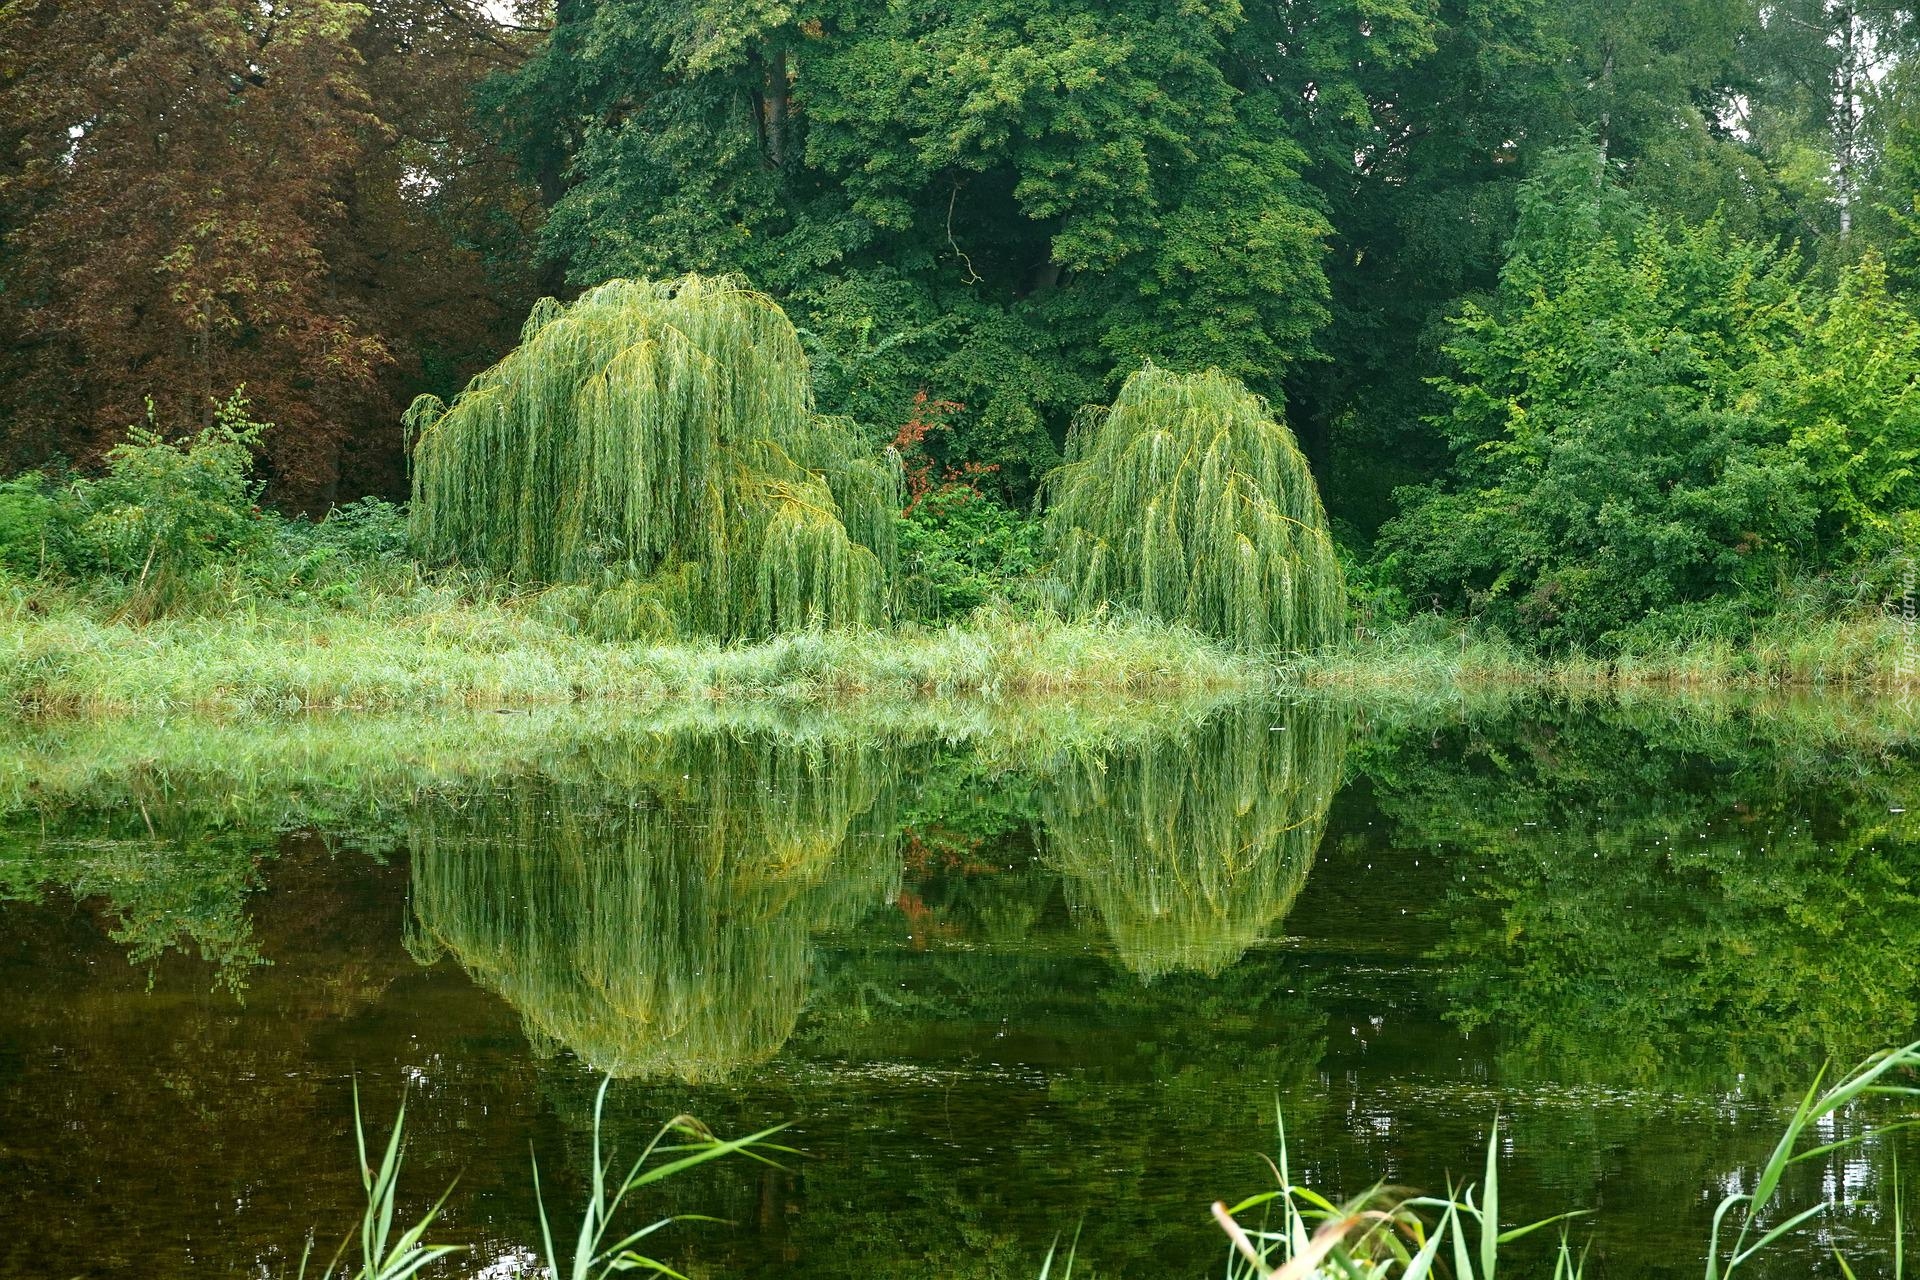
1,696 -> 1916,1278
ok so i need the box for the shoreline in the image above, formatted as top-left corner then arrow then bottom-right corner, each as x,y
0,597 -> 1913,717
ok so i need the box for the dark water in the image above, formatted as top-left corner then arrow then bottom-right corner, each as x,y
1,698 -> 1917,1278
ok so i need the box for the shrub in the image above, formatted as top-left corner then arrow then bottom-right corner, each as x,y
66,390 -> 271,604
1378,152 -> 1814,652
0,472 -> 76,577
897,485 -> 1042,622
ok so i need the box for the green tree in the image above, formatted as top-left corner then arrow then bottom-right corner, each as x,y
1768,253 -> 1920,569
406,275 -> 899,639
1043,366 -> 1347,651
484,0 -> 1333,498
1379,152 -> 1816,649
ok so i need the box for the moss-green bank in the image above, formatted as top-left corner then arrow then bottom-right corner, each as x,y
0,578 -> 1910,716
0,595 -> 1263,714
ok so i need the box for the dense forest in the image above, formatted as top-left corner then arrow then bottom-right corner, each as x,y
4,0 -> 1920,654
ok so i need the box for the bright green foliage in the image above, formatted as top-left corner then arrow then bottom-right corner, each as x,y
1042,366 -> 1346,651
1380,155 -> 1816,650
67,391 -> 271,602
896,485 -> 1042,622
1767,254 -> 1920,568
1040,702 -> 1345,979
407,275 -> 900,640
0,389 -> 281,616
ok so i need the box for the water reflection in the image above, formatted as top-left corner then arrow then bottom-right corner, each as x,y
1367,701 -> 1920,1090
1041,702 -> 1345,977
1,698 -> 1917,1279
407,733 -> 904,1081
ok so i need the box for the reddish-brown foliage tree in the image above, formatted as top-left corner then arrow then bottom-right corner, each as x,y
0,0 -> 540,511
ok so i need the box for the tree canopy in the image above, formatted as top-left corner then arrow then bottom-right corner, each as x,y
9,0 -> 1920,647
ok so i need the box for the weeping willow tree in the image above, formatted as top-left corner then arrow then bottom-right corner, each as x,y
406,275 -> 899,639
1038,702 -> 1346,980
1042,366 -> 1346,650
407,730 -> 903,1081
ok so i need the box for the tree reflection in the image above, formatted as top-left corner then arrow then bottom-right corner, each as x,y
1367,700 -> 1920,1090
1040,701 -> 1347,978
407,732 -> 904,1081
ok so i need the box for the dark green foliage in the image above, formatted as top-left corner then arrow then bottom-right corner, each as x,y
0,473 -> 73,577
489,0 -> 1332,501
20,0 -> 1920,647
1362,701 -> 1920,1091
252,498 -> 419,609
0,392 -> 430,617
1383,153 -> 1920,651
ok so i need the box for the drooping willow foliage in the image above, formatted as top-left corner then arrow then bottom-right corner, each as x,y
406,731 -> 903,1081
1039,702 -> 1347,980
1042,366 -> 1346,650
405,275 -> 900,639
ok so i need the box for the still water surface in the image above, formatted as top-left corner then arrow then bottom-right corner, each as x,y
1,698 -> 1916,1277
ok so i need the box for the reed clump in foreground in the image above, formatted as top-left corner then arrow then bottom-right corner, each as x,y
304,1044 -> 1919,1278
1212,1040 -> 1920,1279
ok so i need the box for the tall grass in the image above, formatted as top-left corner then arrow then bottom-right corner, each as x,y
1209,1042 -> 1920,1279
530,1078 -> 791,1280
1296,610 -> 1918,694
300,1084 -> 460,1280
300,1077 -> 785,1280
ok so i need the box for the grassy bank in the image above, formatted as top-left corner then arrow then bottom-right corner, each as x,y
0,585 -> 1265,714
1291,609 -> 1916,696
1,585 -> 1913,715
3,545 -> 1904,717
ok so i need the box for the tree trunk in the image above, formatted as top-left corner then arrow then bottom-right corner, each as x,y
764,46 -> 789,169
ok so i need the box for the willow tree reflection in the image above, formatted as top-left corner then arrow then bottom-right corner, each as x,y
407,732 -> 903,1081
1039,702 -> 1347,978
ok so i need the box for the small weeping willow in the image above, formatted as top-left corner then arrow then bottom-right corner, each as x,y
407,731 -> 902,1081
1041,365 -> 1346,651
405,275 -> 900,639
1038,702 -> 1346,980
